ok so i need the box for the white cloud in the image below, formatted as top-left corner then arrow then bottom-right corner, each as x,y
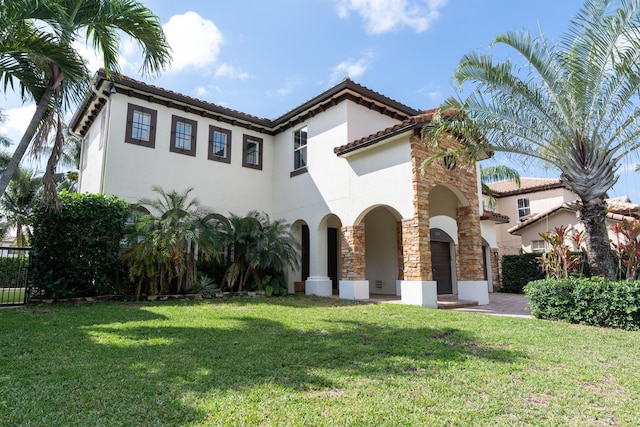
163,11 -> 223,73
215,64 -> 250,80
193,86 -> 209,98
336,0 -> 447,34
330,51 -> 374,83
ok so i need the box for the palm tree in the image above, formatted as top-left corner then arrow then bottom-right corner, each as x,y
0,168 -> 42,246
0,0 -> 171,203
480,165 -> 520,211
219,211 -> 301,292
423,0 -> 640,279
123,187 -> 221,297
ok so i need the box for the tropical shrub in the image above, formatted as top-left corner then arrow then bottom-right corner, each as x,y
611,219 -> 640,280
525,277 -> 640,330
122,187 -> 221,297
219,211 -> 300,293
29,191 -> 129,298
537,225 -> 586,279
500,253 -> 544,293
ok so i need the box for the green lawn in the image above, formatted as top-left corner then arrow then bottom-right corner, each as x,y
1,297 -> 638,426
0,287 -> 25,305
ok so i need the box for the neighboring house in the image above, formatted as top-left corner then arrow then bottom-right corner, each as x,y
510,196 -> 640,253
69,69 -> 506,307
487,178 -> 577,255
487,178 -> 640,254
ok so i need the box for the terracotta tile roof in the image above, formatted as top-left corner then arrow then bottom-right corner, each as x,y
486,177 -> 565,197
481,210 -> 510,224
334,108 -> 457,156
508,197 -> 640,235
70,70 -> 423,138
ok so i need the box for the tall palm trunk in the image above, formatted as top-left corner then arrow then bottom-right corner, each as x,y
0,83 -> 54,197
579,198 -> 616,280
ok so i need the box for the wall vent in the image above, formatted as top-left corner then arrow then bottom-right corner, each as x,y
375,280 -> 383,288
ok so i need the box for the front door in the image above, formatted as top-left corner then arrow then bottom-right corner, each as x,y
431,241 -> 452,294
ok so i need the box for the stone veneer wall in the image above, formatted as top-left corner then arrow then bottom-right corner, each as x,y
408,134 -> 485,283
491,248 -> 501,291
341,224 -> 366,280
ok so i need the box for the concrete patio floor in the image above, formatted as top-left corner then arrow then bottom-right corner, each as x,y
367,292 -> 532,318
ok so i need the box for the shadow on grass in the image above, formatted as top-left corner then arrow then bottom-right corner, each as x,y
0,300 -> 526,425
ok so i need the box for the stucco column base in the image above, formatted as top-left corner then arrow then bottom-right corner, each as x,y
339,280 -> 369,300
458,281 -> 489,305
305,276 -> 333,297
400,280 -> 437,308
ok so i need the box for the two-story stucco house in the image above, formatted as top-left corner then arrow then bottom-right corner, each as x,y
487,178 -> 640,255
70,69 -> 505,307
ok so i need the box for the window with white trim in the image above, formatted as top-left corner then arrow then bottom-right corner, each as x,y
517,197 -> 531,219
532,239 -> 546,252
293,126 -> 307,171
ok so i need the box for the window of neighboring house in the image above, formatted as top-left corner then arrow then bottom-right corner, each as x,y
517,197 -> 531,219
242,135 -> 263,170
170,115 -> 197,156
208,125 -> 231,163
292,126 -> 308,175
125,103 -> 157,148
531,240 -> 546,252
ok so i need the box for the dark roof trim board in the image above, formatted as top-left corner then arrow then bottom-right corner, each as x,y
70,69 -> 422,138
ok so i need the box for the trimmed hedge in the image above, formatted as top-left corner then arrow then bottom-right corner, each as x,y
525,277 -> 640,330
500,253 -> 544,293
30,192 -> 129,298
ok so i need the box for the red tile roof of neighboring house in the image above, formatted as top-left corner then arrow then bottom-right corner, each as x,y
486,177 -> 565,197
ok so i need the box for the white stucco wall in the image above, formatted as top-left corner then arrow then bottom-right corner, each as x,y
78,106 -> 107,193
100,96 -> 273,216
364,207 -> 399,295
270,101 -> 414,229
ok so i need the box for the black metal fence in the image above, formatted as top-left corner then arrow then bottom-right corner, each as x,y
0,246 -> 31,306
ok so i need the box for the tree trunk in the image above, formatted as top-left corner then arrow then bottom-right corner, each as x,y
0,83 -> 54,198
579,197 -> 617,280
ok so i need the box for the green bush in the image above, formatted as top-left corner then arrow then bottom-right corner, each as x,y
500,253 -> 544,293
30,192 -> 129,298
525,277 -> 640,330
0,256 -> 29,288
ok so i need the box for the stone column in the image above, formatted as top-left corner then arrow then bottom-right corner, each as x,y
456,206 -> 489,304
339,224 -> 369,300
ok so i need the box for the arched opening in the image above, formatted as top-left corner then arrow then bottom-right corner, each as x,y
430,228 -> 455,294
289,220 -> 309,292
321,214 -> 343,290
363,205 -> 402,295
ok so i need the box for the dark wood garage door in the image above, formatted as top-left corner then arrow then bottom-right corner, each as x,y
431,241 -> 452,294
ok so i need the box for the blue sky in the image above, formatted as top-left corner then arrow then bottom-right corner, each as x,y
3,0 -> 640,201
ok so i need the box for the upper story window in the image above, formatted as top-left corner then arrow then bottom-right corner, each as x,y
293,126 -> 307,171
517,197 -> 531,219
125,103 -> 157,148
170,115 -> 197,157
208,125 -> 231,163
242,135 -> 263,170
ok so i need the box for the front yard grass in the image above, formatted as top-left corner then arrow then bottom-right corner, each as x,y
1,296 -> 638,426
